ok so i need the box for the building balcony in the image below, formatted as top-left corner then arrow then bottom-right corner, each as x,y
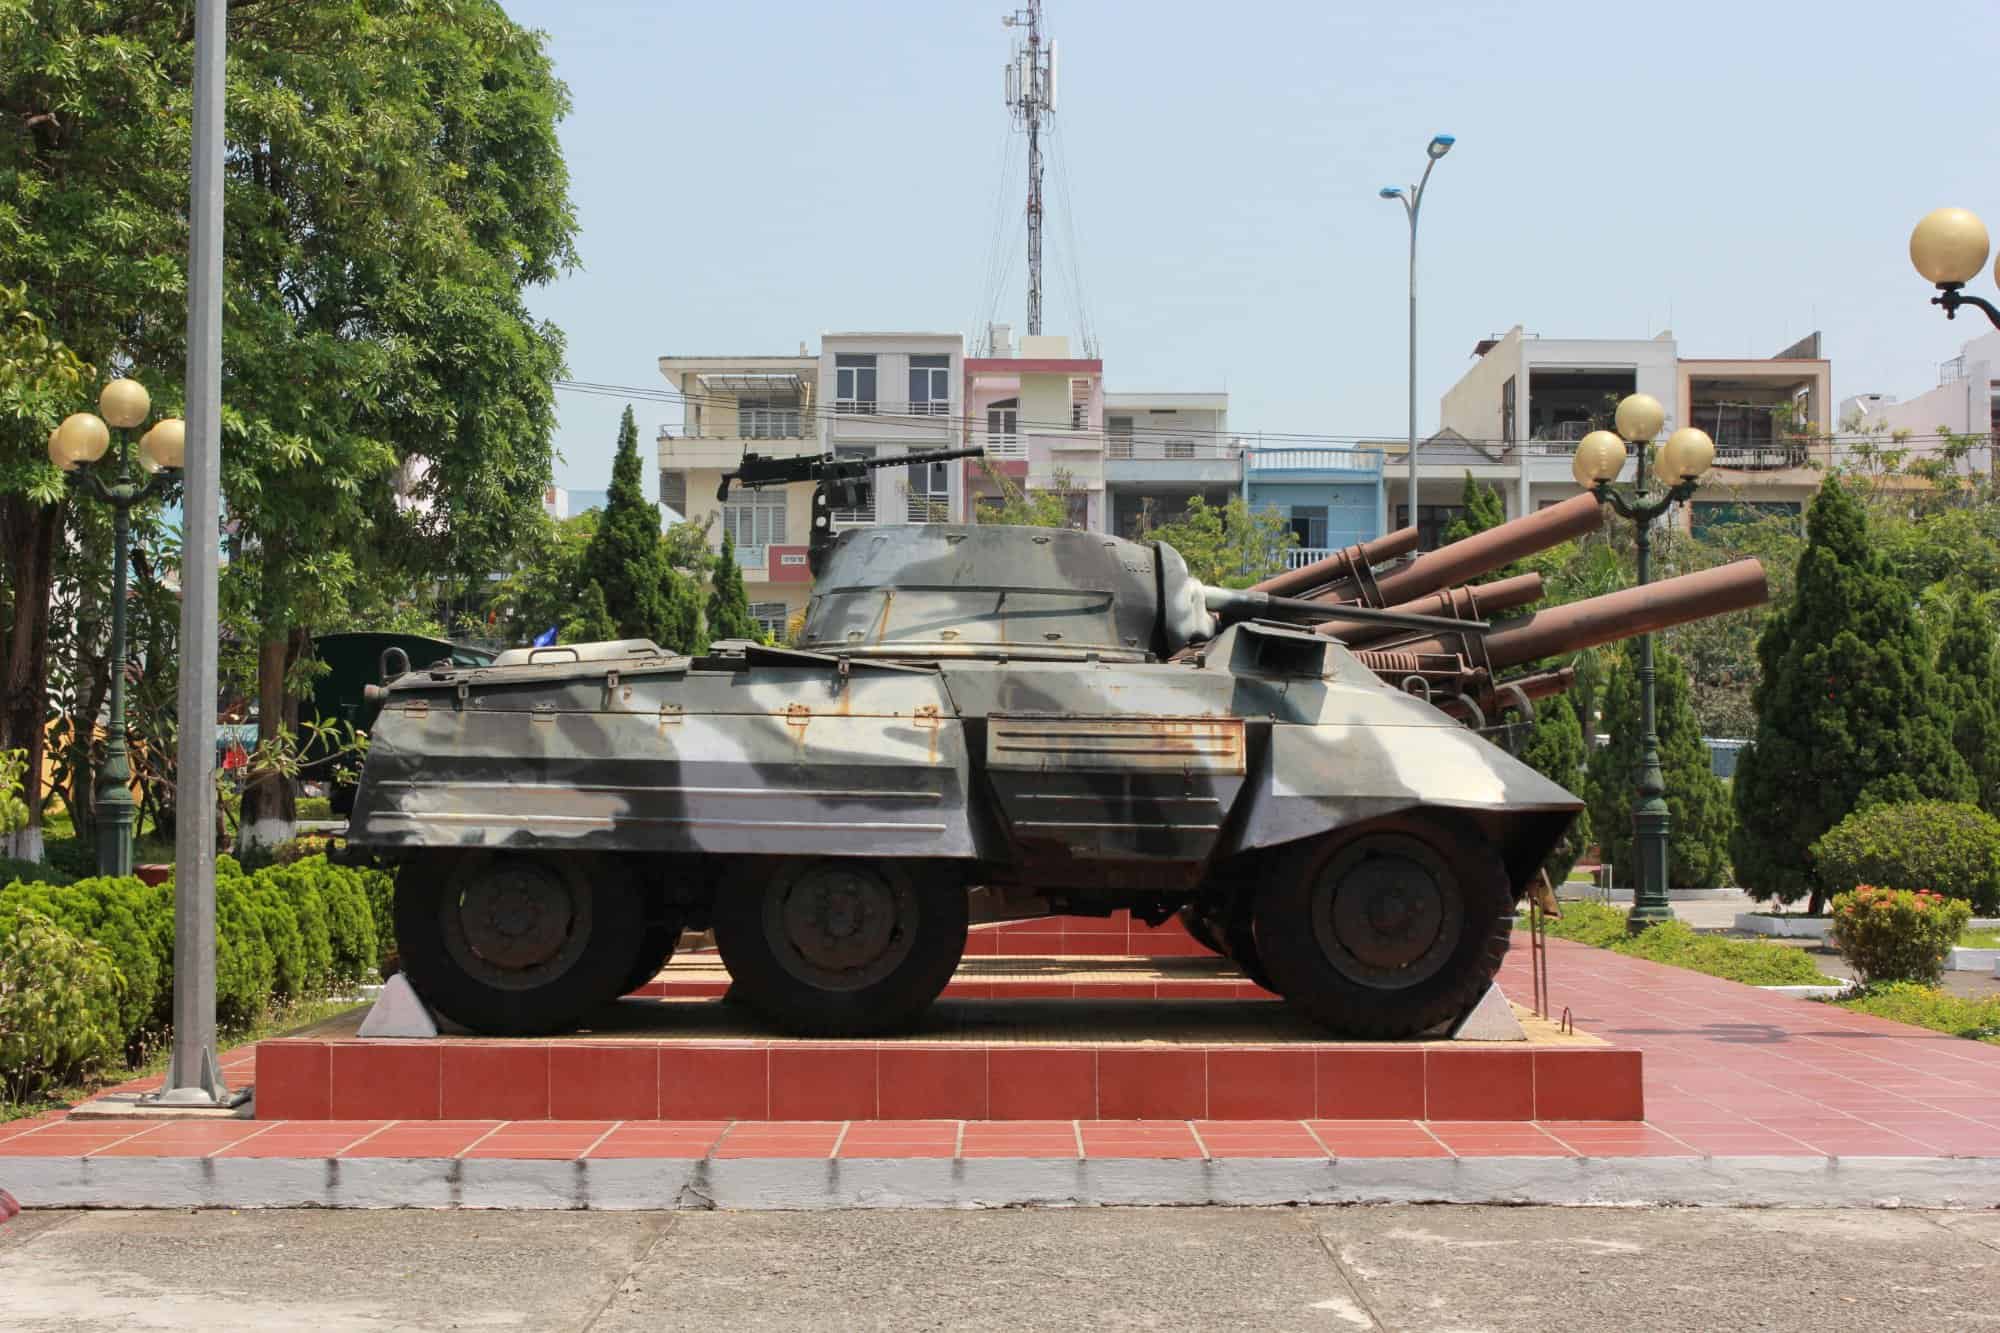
1104,436 -> 1242,487
1243,445 -> 1385,481
658,425 -> 816,471
827,403 -> 962,446
1712,441 -> 1812,471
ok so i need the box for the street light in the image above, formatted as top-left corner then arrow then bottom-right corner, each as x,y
49,378 -> 184,877
1908,207 -> 2000,329
1381,132 -> 1455,546
1573,392 -> 1715,934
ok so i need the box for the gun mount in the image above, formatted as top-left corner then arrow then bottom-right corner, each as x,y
718,444 -> 988,575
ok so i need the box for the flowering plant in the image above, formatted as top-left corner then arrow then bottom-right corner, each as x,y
1829,886 -> 1971,987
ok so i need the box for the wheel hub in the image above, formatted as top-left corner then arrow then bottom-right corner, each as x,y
459,864 -> 575,970
1312,836 -> 1464,989
767,862 -> 916,990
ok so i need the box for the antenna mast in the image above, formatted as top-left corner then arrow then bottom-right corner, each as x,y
1003,2 -> 1055,336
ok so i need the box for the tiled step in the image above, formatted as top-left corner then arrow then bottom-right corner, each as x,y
631,955 -> 1274,1001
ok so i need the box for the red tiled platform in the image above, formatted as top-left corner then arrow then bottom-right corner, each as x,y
966,912 -> 1214,958
247,994 -> 1632,1123
629,953 -> 1276,1002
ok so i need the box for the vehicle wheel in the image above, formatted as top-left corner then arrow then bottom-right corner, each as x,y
1253,820 -> 1512,1039
1220,907 -> 1282,995
619,914 -> 685,996
395,851 -> 644,1035
1177,905 -> 1225,956
713,858 -> 966,1036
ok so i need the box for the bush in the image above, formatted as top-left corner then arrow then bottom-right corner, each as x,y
253,862 -> 334,997
296,796 -> 332,821
0,856 -> 73,888
0,875 -> 161,1055
1619,920 -> 1832,986
315,862 -> 378,988
1812,801 -> 2000,914
359,865 -> 397,975
1839,981 -> 2000,1043
213,863 -> 276,1029
1526,899 -> 1630,949
0,907 -> 124,1101
1829,885 -> 1971,986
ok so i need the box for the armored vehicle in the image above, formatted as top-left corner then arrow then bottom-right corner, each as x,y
344,449 -> 1766,1039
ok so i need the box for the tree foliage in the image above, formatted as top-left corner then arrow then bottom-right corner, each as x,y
972,461 -> 1073,528
1732,478 -> 1974,908
580,407 -> 671,642
1141,495 -> 1296,588
1587,645 -> 1734,889
1442,472 -> 1507,553
706,532 -> 764,643
561,581 -> 617,645
1516,693 -> 1591,884
1936,590 -> 2000,818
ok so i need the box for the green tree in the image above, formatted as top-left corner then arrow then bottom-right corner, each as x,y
1142,495 -> 1296,588
1587,645 -> 1734,889
560,581 -> 617,645
972,461 -> 1072,527
1516,693 -> 1592,885
1442,472 -> 1507,551
2,2 -> 579,847
580,407 -> 670,642
706,532 -> 764,643
1936,590 -> 2000,818
1732,478 -> 1975,908
490,510 -> 599,644
656,561 -> 704,655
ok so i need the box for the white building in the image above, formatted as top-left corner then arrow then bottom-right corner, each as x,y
1844,327 -> 1999,479
1434,326 -> 1832,540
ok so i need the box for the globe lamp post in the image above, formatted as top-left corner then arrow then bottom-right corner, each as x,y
1572,393 -> 1715,933
1380,132 -> 1456,541
1908,207 -> 2000,329
49,379 -> 185,877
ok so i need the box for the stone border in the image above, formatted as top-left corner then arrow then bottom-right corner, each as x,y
1756,983 -> 1855,1000
1947,947 -> 2000,973
6,1153 -> 1999,1211
1737,915 -> 2000,941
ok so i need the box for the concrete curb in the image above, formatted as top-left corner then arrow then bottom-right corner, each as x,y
1948,946 -> 2000,973
1757,983 -> 1855,1000
5,1154 -> 1999,1211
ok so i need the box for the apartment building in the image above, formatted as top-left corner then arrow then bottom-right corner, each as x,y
964,327 -> 1103,527
1845,326 -> 2000,480
655,349 -> 820,636
1434,325 -> 1831,539
1243,443 -> 1389,568
1102,391 -> 1237,539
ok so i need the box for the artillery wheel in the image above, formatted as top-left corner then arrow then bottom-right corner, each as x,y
395,852 -> 644,1035
714,858 -> 966,1036
1181,900 -> 1281,993
1253,820 -> 1511,1039
1177,905 -> 1225,956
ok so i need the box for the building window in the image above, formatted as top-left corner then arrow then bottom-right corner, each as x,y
1064,491 -> 1089,530
658,470 -> 688,513
835,354 -> 877,413
906,457 -> 950,522
831,445 -> 876,522
1107,415 -> 1133,459
908,354 -> 950,415
986,398 -> 1019,457
721,497 -> 787,562
1501,376 -> 1517,445
1071,378 -> 1091,429
1288,505 -> 1328,550
1164,438 -> 1195,460
748,601 -> 790,640
737,395 -> 801,439
1395,504 -> 1468,550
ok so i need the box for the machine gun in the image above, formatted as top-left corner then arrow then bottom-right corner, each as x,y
717,444 -> 987,575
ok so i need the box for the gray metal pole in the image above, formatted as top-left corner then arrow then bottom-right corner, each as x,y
158,0 -> 231,1106
1406,205 -> 1419,543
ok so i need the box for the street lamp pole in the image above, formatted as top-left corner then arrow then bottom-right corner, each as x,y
1908,207 -> 2000,330
1381,133 -> 1455,544
1571,395 -> 1715,934
49,385 -> 183,879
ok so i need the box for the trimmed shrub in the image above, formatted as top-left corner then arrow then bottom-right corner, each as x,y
1619,920 -> 1832,986
315,862 -> 378,988
213,865 -> 275,1029
1526,900 -> 1630,949
1830,886 -> 1971,986
0,875 -> 160,1055
0,907 -> 124,1101
0,856 -> 73,889
1812,801 -> 2000,914
1840,981 -> 2000,1043
359,865 -> 397,975
253,862 -> 334,997
246,883 -> 307,1000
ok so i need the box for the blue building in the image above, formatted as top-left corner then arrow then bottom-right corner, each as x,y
1241,445 -> 1387,569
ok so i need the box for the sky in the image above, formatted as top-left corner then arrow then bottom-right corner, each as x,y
502,0 -> 2000,498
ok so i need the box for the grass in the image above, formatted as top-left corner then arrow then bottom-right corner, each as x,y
1518,900 -> 1840,986
1836,983 -> 2000,1045
0,995 -> 363,1124
1958,928 -> 2000,948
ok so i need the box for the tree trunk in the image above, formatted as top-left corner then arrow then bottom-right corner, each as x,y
1,494 -> 60,861
240,633 -> 298,850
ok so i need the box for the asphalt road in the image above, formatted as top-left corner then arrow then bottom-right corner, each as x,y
1,1205 -> 1996,1331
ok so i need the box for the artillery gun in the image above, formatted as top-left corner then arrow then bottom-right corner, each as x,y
344,449 -> 1767,1039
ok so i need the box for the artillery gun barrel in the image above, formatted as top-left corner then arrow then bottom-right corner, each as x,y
1435,667 -> 1578,722
1389,558 -> 1769,672
1315,572 -> 1545,644
1355,492 -> 1606,609
1250,527 -> 1420,598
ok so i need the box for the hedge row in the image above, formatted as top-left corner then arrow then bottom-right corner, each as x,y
0,853 -> 396,1100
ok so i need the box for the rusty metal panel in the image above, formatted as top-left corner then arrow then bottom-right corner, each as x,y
985,715 -> 1246,775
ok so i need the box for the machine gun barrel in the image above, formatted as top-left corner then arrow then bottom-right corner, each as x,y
1201,586 -> 1489,637
717,444 -> 987,502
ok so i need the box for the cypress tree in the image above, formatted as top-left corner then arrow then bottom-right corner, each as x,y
1587,644 -> 1734,888
580,406 -> 670,642
655,565 -> 704,656
560,581 -> 617,644
1442,471 -> 1507,548
1732,478 -> 1974,908
1517,692 -> 1592,884
706,532 -> 765,643
1937,591 -> 2000,817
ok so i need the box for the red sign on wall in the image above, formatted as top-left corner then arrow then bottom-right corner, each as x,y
767,545 -> 812,583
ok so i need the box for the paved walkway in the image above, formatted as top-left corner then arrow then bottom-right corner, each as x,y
3,940 -> 1998,1208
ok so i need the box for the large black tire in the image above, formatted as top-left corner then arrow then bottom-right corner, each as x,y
619,914 -> 686,996
1177,905 -> 1226,956
714,858 -> 966,1036
1253,819 -> 1512,1039
395,851 -> 645,1035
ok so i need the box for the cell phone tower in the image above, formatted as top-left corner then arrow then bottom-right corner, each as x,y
1002,2 -> 1056,336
